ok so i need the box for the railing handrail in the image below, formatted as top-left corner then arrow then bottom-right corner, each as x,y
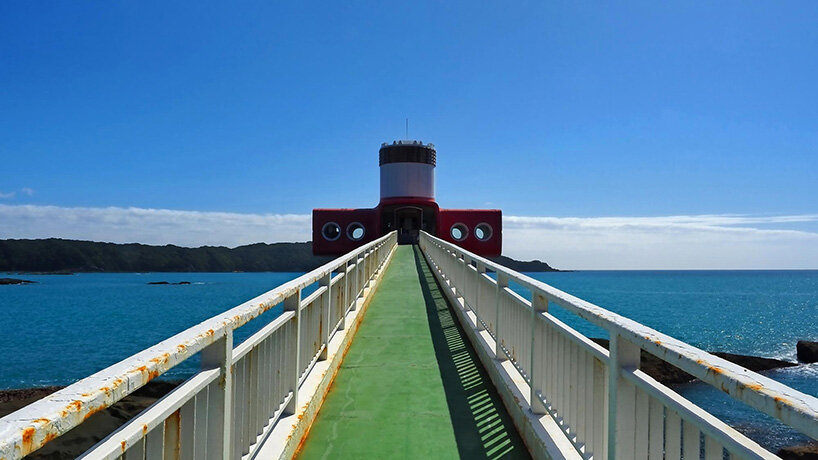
0,232 -> 396,459
420,231 -> 818,441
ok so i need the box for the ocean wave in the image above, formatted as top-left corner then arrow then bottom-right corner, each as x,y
766,345 -> 798,362
776,362 -> 818,378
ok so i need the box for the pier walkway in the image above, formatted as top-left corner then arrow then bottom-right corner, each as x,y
298,246 -> 529,459
2,230 -> 817,460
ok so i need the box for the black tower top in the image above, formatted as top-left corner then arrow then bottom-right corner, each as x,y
378,141 -> 436,166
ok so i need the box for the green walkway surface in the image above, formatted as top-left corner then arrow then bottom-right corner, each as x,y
298,246 -> 530,460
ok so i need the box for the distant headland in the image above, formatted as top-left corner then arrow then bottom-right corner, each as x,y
0,238 -> 560,273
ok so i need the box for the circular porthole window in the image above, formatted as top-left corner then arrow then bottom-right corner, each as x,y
347,222 -> 365,241
321,222 -> 341,241
450,223 -> 468,241
474,223 -> 493,241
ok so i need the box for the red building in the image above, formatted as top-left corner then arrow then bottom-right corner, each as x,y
313,141 -> 501,256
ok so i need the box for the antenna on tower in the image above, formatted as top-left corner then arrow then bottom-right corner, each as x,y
405,118 -> 409,139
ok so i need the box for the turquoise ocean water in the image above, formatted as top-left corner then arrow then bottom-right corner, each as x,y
0,272 -> 302,388
1,270 -> 816,450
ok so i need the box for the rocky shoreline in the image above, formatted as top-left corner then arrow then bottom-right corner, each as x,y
0,381 -> 179,459
779,443 -> 818,459
589,338 -> 798,384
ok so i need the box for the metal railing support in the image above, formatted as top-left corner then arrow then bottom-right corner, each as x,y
474,260 -> 486,332
367,249 -> 373,284
201,331 -> 233,460
494,272 -> 508,361
607,333 -> 640,459
319,272 -> 331,361
461,253 -> 468,306
474,262 -> 485,319
356,254 -> 361,298
530,293 -> 548,415
351,257 -> 359,311
284,290 -> 301,415
340,262 -> 349,329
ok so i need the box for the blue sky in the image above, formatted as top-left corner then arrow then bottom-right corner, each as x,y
1,2 -> 817,268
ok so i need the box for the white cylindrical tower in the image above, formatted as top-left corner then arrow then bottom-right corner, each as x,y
379,140 -> 436,201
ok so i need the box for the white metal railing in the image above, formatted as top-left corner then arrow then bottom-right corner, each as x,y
419,231 -> 818,460
0,231 -> 397,460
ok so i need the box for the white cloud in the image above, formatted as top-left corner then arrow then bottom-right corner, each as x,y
20,188 -> 34,196
503,215 -> 818,269
1,204 -> 817,269
0,204 -> 310,247
0,191 -> 15,199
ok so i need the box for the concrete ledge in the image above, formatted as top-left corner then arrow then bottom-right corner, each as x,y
422,251 -> 581,460
252,245 -> 397,459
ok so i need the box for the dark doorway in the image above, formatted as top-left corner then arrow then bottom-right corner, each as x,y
380,204 -> 437,244
395,206 -> 422,244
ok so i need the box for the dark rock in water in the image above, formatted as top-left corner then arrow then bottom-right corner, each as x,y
796,341 -> 818,363
147,281 -> 170,285
147,281 -> 191,285
710,352 -> 798,373
590,338 -> 796,385
177,281 -> 191,285
0,278 -> 36,285
778,443 -> 818,459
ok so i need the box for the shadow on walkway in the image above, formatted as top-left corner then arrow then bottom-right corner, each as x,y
413,246 -> 531,460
